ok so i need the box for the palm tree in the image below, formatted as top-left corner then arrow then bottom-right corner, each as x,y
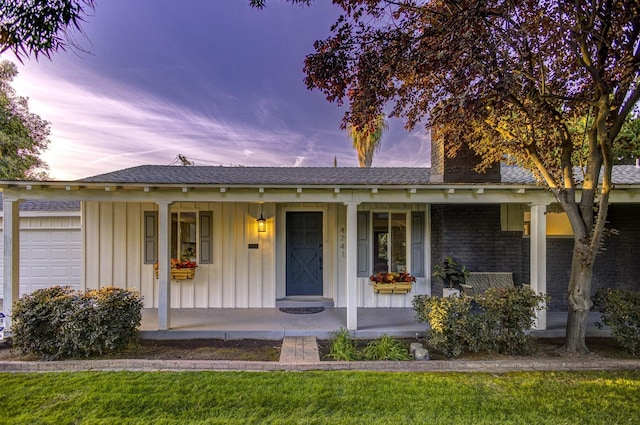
349,113 -> 388,167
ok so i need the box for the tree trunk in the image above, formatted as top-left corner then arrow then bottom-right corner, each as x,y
563,242 -> 593,354
565,305 -> 590,353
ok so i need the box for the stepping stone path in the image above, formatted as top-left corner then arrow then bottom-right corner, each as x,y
279,336 -> 320,363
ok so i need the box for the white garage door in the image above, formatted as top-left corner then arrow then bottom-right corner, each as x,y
0,228 -> 81,298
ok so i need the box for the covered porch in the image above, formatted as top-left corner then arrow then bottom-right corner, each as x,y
138,307 -> 609,340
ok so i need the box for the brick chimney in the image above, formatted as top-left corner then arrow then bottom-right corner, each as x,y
429,126 -> 501,183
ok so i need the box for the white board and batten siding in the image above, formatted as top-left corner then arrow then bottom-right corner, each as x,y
84,200 -> 430,309
0,214 -> 82,298
83,201 -> 276,309
275,202 -> 429,309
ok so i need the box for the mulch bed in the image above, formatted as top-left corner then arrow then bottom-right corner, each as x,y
0,338 -> 282,362
0,336 -> 633,362
317,337 -> 635,361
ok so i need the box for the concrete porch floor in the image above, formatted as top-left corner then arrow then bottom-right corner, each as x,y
139,308 -> 610,340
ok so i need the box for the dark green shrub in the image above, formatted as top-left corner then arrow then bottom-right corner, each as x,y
11,286 -> 76,360
12,286 -> 143,360
413,288 -> 548,357
326,328 -> 360,361
593,288 -> 640,355
475,287 -> 548,355
64,287 -> 144,357
362,334 -> 413,361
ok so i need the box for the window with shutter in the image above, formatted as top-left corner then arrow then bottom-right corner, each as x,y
199,211 -> 213,264
143,211 -> 158,264
357,212 -> 370,277
357,210 -> 425,277
144,210 -> 213,265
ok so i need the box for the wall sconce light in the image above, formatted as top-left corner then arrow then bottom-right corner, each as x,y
257,205 -> 266,233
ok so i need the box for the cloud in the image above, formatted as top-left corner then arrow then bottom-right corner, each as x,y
10,59 -> 352,179
7,52 -> 429,182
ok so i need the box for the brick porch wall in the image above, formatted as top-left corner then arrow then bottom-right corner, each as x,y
431,204 -> 640,311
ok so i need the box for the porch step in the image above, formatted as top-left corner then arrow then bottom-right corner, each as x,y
279,336 -> 320,363
276,297 -> 334,308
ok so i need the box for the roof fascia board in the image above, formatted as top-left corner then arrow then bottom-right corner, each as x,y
4,185 -> 640,203
3,186 -> 554,204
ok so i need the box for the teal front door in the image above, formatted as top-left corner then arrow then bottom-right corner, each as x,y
286,212 -> 323,296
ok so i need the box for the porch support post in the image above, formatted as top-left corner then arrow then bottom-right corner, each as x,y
530,203 -> 547,330
344,201 -> 360,331
157,201 -> 172,330
2,197 -> 20,330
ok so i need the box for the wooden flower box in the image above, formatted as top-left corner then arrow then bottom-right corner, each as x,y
372,282 -> 412,294
155,267 -> 196,280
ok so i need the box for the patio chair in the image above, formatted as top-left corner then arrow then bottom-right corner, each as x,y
460,283 -> 475,296
466,273 -> 492,294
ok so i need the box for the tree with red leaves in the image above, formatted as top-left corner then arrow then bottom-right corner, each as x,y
255,0 -> 640,353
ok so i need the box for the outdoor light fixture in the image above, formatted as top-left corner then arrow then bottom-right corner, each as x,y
257,205 -> 266,233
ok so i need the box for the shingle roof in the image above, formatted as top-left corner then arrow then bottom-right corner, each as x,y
79,165 -> 433,185
500,166 -> 536,184
77,164 -> 640,186
5,164 -> 640,213
500,164 -> 640,185
0,193 -> 80,212
612,165 -> 640,184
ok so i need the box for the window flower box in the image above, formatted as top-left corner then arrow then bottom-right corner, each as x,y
154,259 -> 197,280
370,272 -> 415,294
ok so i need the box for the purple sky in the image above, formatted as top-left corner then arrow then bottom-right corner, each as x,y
5,1 -> 430,180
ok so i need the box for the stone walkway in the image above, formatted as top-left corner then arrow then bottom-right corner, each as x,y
279,336 -> 320,363
0,336 -> 638,373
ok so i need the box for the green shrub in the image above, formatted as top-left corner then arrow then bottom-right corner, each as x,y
475,287 -> 548,355
412,294 -> 475,358
11,286 -> 143,360
412,288 -> 547,357
362,334 -> 413,361
593,288 -> 640,355
10,286 -> 76,360
326,328 -> 360,361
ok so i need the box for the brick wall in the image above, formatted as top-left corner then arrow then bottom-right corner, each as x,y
431,204 -> 525,294
431,203 -> 640,311
429,128 -> 500,183
602,205 -> 640,291
543,204 -> 640,310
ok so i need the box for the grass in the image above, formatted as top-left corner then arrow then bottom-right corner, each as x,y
361,334 -> 413,360
325,330 -> 413,361
326,328 -> 360,361
1,370 -> 639,424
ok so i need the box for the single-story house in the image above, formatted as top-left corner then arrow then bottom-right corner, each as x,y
2,149 -> 640,333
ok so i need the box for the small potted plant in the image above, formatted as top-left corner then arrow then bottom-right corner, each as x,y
369,271 -> 416,294
432,256 -> 468,297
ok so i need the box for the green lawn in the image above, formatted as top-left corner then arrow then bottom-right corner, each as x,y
1,370 -> 639,424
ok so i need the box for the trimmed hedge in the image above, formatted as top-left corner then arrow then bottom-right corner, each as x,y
593,288 -> 640,355
11,286 -> 143,360
413,287 -> 548,358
